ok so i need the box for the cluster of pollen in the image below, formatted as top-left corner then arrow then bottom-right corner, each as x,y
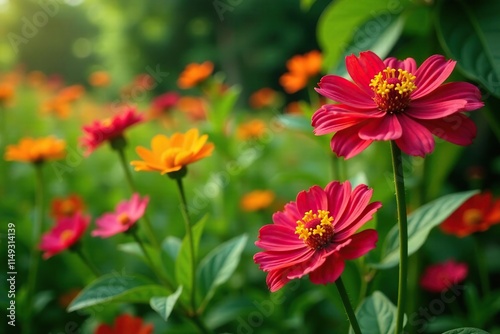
463,209 -> 483,226
117,212 -> 131,225
369,67 -> 417,114
295,209 -> 334,249
60,230 -> 74,243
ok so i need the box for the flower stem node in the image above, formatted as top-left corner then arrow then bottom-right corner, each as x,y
167,166 -> 188,180
109,135 -> 127,152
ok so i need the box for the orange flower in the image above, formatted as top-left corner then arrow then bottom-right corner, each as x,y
0,82 -> 15,107
249,88 -> 278,109
177,96 -> 207,121
5,136 -> 66,163
131,128 -> 214,174
177,61 -> 214,89
26,70 -> 46,88
41,85 -> 84,118
285,101 -> 304,115
240,190 -> 275,212
236,119 -> 267,140
440,192 -> 500,237
51,194 -> 86,219
279,50 -> 322,93
89,71 -> 111,87
94,314 -> 153,334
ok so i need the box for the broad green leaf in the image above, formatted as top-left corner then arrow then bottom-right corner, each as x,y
370,190 -> 477,269
436,0 -> 500,98
277,114 -> 312,133
150,286 -> 183,322
209,83 -> 241,131
300,0 -> 316,11
175,215 -> 207,297
350,291 -> 401,334
67,274 -> 169,312
441,328 -> 489,334
197,234 -> 248,307
317,0 -> 410,72
118,241 -> 171,279
333,13 -> 405,77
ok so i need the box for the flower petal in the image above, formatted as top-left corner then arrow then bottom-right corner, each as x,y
296,185 -> 328,215
308,252 -> 345,285
254,247 -> 314,272
315,75 -> 375,109
312,104 -> 383,135
358,114 -> 403,140
330,124 -> 373,159
286,249 -> 327,279
419,113 -> 476,146
413,55 -> 456,99
412,82 -> 484,112
407,99 -> 468,120
338,229 -> 378,260
266,268 -> 291,292
273,202 -> 302,229
346,51 -> 386,96
384,57 -> 417,73
255,225 -> 306,251
325,181 -> 351,222
394,114 -> 435,157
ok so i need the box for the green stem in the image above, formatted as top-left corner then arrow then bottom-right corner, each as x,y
472,236 -> 490,296
390,141 -> 408,334
75,247 -> 101,277
24,164 -> 44,334
336,276 -> 362,334
116,147 -> 160,249
174,176 -> 197,313
130,229 -> 175,291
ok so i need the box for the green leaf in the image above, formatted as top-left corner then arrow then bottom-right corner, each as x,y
118,241 -> 170,279
436,0 -> 500,98
317,0 -> 410,72
441,328 -> 490,334
150,286 -> 183,322
209,83 -> 241,131
197,234 -> 248,307
276,114 -> 312,133
67,274 -> 169,312
333,13 -> 405,77
370,190 -> 478,269
350,291 -> 401,334
175,215 -> 207,297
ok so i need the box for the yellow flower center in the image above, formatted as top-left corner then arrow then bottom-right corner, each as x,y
463,209 -> 483,226
60,230 -> 74,244
295,209 -> 334,249
117,212 -> 131,225
369,67 -> 417,114
60,200 -> 75,216
101,118 -> 112,127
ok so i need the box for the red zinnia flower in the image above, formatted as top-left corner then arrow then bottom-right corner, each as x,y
94,314 -> 153,334
151,91 -> 180,114
92,193 -> 149,238
39,213 -> 90,259
440,192 -> 500,237
51,194 -> 86,219
254,181 -> 381,292
80,108 -> 144,155
312,51 -> 483,159
420,260 -> 468,293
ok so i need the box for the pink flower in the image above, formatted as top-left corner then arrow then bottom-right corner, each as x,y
92,193 -> 149,238
312,51 -> 483,159
420,260 -> 468,293
80,108 -> 144,155
151,92 -> 180,113
39,213 -> 90,259
254,181 -> 381,292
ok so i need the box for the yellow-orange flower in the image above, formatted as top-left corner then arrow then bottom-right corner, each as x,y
249,88 -> 278,109
0,82 -> 15,107
177,96 -> 207,121
240,190 -> 275,212
236,119 -> 267,140
131,128 -> 214,174
177,61 -> 214,89
280,50 -> 322,94
5,136 -> 66,163
89,71 -> 111,87
41,85 -> 85,119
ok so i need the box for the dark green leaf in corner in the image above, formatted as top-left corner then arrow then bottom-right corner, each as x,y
441,328 -> 490,334
350,291 -> 403,334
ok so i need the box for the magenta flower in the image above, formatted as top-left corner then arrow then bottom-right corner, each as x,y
80,108 -> 144,155
92,193 -> 149,238
151,92 -> 180,113
39,213 -> 90,259
254,181 -> 381,292
312,51 -> 483,159
420,260 -> 468,293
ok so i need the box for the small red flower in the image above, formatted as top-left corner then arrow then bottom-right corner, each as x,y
80,108 -> 144,155
50,194 -> 86,219
39,213 -> 90,259
420,260 -> 468,293
94,314 -> 153,334
440,192 -> 500,237
254,181 -> 381,292
312,51 -> 483,159
92,193 -> 149,238
151,91 -> 181,114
